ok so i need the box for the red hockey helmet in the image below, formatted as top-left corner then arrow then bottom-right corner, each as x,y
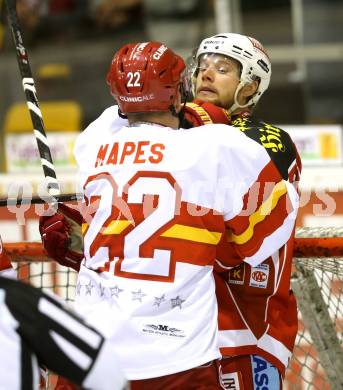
106,41 -> 186,113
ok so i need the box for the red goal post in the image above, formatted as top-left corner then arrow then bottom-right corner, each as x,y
5,230 -> 343,262
4,227 -> 343,390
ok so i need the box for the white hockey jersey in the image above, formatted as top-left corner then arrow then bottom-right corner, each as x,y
73,106 -> 299,380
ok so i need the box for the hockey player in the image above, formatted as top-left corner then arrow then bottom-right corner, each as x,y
39,40 -> 299,389
183,33 -> 302,389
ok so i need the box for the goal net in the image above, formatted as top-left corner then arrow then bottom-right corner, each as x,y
6,227 -> 343,390
288,227 -> 343,389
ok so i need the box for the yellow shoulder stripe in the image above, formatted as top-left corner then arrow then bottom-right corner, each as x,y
82,220 -> 132,236
82,220 -> 222,245
81,223 -> 88,235
227,181 -> 288,245
161,224 -> 222,245
102,220 -> 132,234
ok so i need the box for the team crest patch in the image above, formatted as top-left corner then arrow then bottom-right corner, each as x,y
221,372 -> 242,390
249,264 -> 269,288
228,264 -> 245,285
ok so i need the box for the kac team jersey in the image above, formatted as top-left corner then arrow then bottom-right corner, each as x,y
214,113 -> 302,376
183,101 -> 302,375
73,106 -> 299,380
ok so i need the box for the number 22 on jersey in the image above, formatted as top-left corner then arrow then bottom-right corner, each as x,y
83,171 -> 180,282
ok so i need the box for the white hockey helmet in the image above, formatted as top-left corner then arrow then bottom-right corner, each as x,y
195,33 -> 271,111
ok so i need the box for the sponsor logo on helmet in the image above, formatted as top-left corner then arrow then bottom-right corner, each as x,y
137,42 -> 148,51
203,40 -> 224,45
257,59 -> 270,74
248,37 -> 270,60
130,42 -> 149,60
153,45 -> 168,60
119,94 -> 154,102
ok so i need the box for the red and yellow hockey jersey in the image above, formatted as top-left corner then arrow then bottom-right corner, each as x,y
215,113 -> 302,376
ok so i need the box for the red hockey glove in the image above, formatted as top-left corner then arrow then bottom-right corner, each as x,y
0,235 -> 13,272
39,203 -> 84,272
183,99 -> 231,127
55,376 -> 80,390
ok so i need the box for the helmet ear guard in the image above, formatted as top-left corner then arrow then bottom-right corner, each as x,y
193,33 -> 271,112
180,68 -> 193,103
185,47 -> 198,100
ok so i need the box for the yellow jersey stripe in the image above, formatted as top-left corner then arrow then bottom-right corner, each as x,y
227,180 -> 288,245
81,223 -> 88,235
161,224 -> 222,245
82,220 -> 132,236
102,220 -> 132,235
83,220 -> 221,245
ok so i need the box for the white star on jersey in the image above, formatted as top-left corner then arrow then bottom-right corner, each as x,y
171,296 -> 185,309
154,294 -> 166,307
131,289 -> 146,302
85,280 -> 94,295
110,285 -> 124,298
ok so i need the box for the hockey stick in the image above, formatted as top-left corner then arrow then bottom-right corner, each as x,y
5,0 -> 60,197
0,0 -> 5,50
0,193 -> 82,207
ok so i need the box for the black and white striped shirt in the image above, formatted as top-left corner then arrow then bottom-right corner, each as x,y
0,276 -> 125,390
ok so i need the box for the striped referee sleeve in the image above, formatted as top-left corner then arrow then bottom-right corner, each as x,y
0,277 -> 125,390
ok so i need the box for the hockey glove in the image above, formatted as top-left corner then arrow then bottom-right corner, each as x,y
39,203 -> 84,272
0,235 -> 13,273
182,99 -> 231,128
55,376 -> 80,390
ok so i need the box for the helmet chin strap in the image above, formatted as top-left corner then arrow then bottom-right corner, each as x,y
169,104 -> 179,118
228,82 -> 254,114
118,107 -> 128,119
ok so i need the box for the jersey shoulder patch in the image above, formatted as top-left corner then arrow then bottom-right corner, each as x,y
231,115 -> 297,180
